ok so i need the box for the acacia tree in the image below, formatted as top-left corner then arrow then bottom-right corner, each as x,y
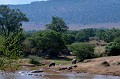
45,16 -> 68,33
0,5 -> 29,37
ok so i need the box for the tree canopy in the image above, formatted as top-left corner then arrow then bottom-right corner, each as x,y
45,16 -> 68,33
0,5 -> 29,37
24,30 -> 67,58
0,5 -> 28,72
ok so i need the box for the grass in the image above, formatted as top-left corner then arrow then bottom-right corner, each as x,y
47,59 -> 71,65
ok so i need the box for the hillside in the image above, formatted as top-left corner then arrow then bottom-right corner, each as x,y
8,0 -> 120,30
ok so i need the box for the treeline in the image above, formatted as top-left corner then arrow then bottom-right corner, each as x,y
23,27 -> 120,59
25,28 -> 120,45
1,5 -> 120,63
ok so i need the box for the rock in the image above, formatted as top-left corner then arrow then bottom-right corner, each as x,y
67,66 -> 73,70
72,65 -> 77,68
30,69 -> 43,73
83,59 -> 92,63
18,71 -> 25,74
59,67 -> 67,70
28,74 -> 32,75
59,66 -> 73,70
49,63 -> 55,67
101,61 -> 110,67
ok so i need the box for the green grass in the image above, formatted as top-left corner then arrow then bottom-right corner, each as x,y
48,59 -> 71,65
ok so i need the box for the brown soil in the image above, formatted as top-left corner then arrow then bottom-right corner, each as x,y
52,56 -> 120,76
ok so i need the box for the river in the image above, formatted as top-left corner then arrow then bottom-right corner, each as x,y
0,71 -> 120,79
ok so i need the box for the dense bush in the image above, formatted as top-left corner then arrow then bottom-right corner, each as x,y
96,28 -> 120,42
23,28 -> 120,58
106,42 -> 120,56
69,43 -> 95,61
62,34 -> 75,45
105,37 -> 120,56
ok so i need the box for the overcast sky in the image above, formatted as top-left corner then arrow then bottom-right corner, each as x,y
0,0 -> 48,5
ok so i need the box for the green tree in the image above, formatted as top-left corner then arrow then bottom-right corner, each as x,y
0,5 -> 29,37
0,32 -> 24,72
32,30 -> 67,58
45,16 -> 68,33
62,33 -> 75,45
69,43 -> 95,61
75,31 -> 89,42
0,5 -> 28,73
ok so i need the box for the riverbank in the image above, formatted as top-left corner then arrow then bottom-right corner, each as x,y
53,56 -> 120,76
20,56 -> 120,76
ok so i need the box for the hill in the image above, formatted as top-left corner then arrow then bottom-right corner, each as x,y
8,0 -> 120,30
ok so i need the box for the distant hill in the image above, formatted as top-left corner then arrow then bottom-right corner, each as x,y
8,0 -> 120,30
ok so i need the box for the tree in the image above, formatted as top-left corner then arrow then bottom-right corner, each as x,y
45,16 -> 68,33
0,5 -> 29,37
31,30 -> 67,58
69,43 -> 95,61
0,32 -> 25,72
0,5 -> 28,73
75,31 -> 89,42
62,33 -> 75,45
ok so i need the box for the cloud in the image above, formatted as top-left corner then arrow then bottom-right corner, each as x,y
0,0 -> 48,5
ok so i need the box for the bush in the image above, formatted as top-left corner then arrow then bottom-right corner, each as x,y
69,43 -> 95,61
106,42 -> 120,56
29,55 -> 42,65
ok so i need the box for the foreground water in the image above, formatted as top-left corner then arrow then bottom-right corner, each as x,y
0,71 -> 120,79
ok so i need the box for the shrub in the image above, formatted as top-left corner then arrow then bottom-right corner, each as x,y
29,55 -> 42,66
69,43 -> 95,61
106,42 -> 120,56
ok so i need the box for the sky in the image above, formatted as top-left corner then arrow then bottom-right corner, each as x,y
0,0 -> 48,5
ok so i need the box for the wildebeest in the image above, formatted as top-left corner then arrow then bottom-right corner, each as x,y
49,63 -> 55,67
72,58 -> 77,64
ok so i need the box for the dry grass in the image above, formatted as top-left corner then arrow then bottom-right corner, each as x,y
94,46 -> 106,55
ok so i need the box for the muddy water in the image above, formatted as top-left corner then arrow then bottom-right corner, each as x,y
0,71 -> 120,79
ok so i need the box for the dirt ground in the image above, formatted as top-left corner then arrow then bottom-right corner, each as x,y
52,56 -> 120,76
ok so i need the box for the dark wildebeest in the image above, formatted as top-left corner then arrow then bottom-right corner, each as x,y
72,58 -> 77,64
49,63 -> 55,67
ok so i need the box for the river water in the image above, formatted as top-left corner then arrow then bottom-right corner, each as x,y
0,71 -> 120,79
